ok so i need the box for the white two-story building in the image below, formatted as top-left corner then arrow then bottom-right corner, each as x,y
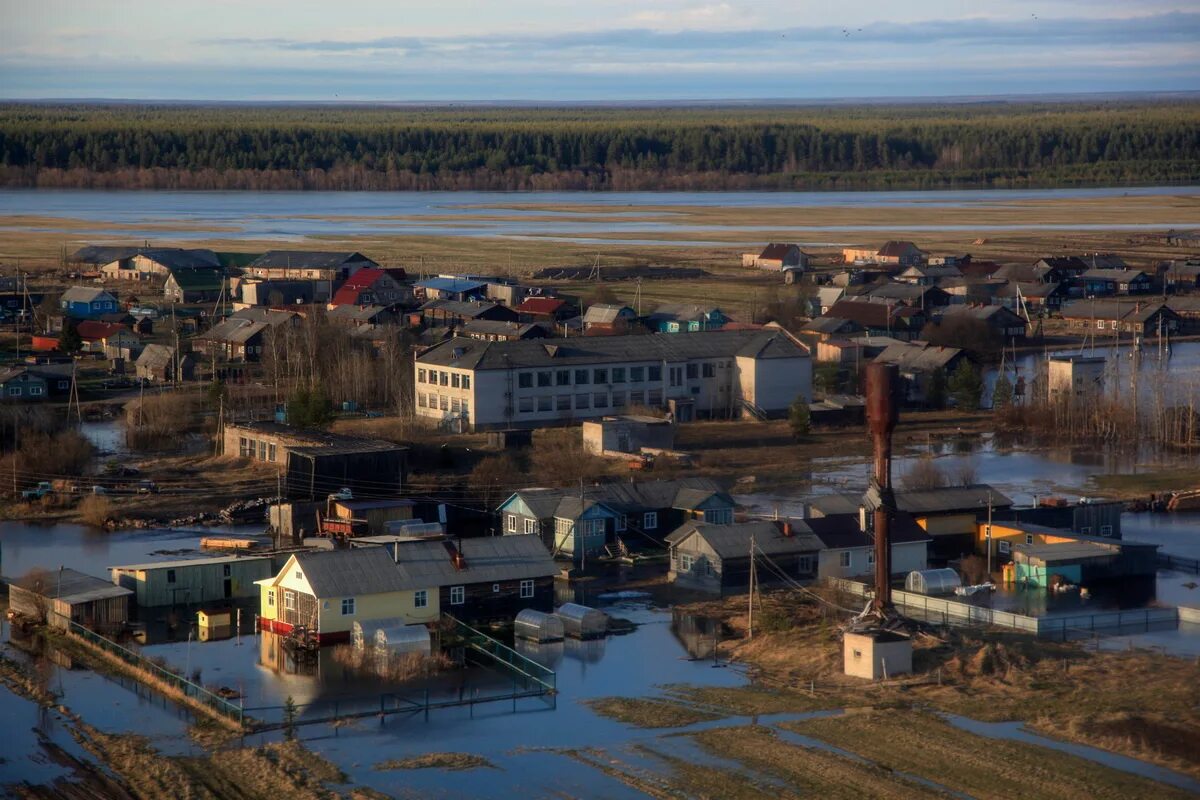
414,328 -> 812,431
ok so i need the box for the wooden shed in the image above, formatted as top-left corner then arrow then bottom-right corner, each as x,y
8,568 -> 132,633
110,555 -> 275,607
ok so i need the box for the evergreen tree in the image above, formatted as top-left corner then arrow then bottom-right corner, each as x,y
992,374 -> 1014,410
58,322 -> 82,354
789,396 -> 811,439
948,361 -> 983,410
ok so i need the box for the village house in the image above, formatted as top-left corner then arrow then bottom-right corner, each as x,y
646,304 -> 729,333
222,421 -> 408,498
1046,354 -> 1106,402
515,296 -> 576,324
814,286 -> 847,316
104,329 -> 144,362
458,320 -> 548,341
0,364 -> 73,400
164,268 -> 224,304
255,535 -> 555,641
414,329 -> 812,431
327,303 -> 403,328
59,287 -> 119,320
1059,300 -> 1181,337
135,344 -> 194,382
936,278 -> 1007,306
245,250 -> 377,281
666,519 -> 823,594
1163,260 -> 1200,291
74,320 -> 129,354
499,477 -> 736,560
863,283 -> 950,309
809,299 -> 926,341
1080,268 -> 1153,296
484,280 -> 540,307
935,304 -> 1027,341
995,281 -> 1070,313
414,276 -> 489,302
875,241 -> 926,267
809,485 -> 1012,564
803,512 -> 931,580
236,278 -> 330,307
896,264 -> 961,286
110,556 -> 274,607
872,341 -> 966,405
582,304 -> 638,333
69,246 -> 220,281
1001,257 -> 1088,284
8,568 -> 132,634
421,298 -> 519,328
1166,296 -> 1200,332
328,267 -> 413,309
742,243 -> 807,271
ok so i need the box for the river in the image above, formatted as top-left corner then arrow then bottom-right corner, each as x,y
2,185 -> 1198,245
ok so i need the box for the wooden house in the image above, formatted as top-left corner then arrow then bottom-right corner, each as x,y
742,243 -> 806,271
8,568 -> 132,633
665,519 -> 822,594
1081,269 -> 1153,296
110,556 -> 274,607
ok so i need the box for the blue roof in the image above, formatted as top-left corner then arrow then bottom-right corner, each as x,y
416,277 -> 487,293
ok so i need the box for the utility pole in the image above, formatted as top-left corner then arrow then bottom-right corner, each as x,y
578,477 -> 586,574
747,536 -> 756,638
986,490 -> 994,578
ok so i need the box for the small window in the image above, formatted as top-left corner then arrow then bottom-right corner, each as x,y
29,386 -> 44,396
594,392 -> 609,408
702,363 -> 715,378
612,367 -> 626,383
519,397 -> 534,413
507,515 -> 517,533
798,555 -> 814,574
648,365 -> 662,381
839,551 -> 851,568
611,391 -> 626,408
679,553 -> 694,572
440,371 -> 449,386
1079,526 -> 1092,535
629,390 -> 645,406
1025,534 -> 1034,545
686,363 -> 698,380
450,586 -> 465,605
284,591 -> 296,610
998,540 -> 1012,554
537,396 -> 552,412
223,564 -> 231,577
593,368 -> 608,384
341,597 -> 356,615
295,570 -> 303,580
451,373 -> 460,388
462,375 -> 471,390
524,518 -> 536,534
574,369 -> 590,385
556,370 -> 570,386
518,373 -> 533,388
166,569 -> 176,584
615,515 -> 626,532
556,395 -> 571,411
643,512 -> 658,530
537,371 -> 552,388
520,579 -> 534,598
418,368 -> 427,383
867,552 -> 875,566
267,589 -> 275,607
1099,525 -> 1113,537
493,583 -> 500,592
414,589 -> 428,608
630,366 -> 644,382
575,393 -> 590,409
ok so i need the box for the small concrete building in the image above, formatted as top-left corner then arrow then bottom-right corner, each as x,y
582,415 -> 675,456
110,556 -> 275,607
8,568 -> 132,633
1047,355 -> 1106,402
844,630 -> 912,680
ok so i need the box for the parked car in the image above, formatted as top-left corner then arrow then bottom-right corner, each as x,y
21,481 -> 53,500
136,480 -> 158,494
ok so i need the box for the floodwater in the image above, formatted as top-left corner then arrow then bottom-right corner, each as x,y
1,185 -> 1197,245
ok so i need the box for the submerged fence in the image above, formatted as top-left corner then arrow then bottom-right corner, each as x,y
830,579 -> 1179,638
1159,553 -> 1200,574
56,614 -> 245,725
445,614 -> 556,695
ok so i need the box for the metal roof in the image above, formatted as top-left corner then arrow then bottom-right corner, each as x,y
873,341 -> 962,372
810,485 -> 1012,516
294,548 -> 417,596
10,568 -> 132,604
418,329 -> 807,370
392,535 -> 557,586
249,251 -> 376,270
61,287 -> 116,304
666,520 -> 822,558
804,513 -> 931,550
1013,541 -> 1117,563
110,555 -> 272,571
415,277 -> 487,293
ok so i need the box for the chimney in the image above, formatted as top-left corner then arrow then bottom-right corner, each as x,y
781,520 -> 792,537
866,362 -> 900,615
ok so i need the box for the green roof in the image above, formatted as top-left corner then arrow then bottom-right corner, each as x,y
216,251 -> 263,269
169,269 -> 224,290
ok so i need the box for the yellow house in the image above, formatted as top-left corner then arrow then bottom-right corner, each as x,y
256,548 -> 439,644
975,521 -> 1083,564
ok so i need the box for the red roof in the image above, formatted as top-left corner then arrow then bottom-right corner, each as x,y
75,321 -> 127,341
340,267 -> 385,291
515,297 -> 567,315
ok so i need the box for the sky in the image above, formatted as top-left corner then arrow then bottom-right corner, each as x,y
0,1 -> 1197,101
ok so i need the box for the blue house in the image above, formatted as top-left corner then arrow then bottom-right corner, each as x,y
60,287 -> 119,319
647,304 -> 730,333
1080,269 -> 1152,297
415,277 -> 489,302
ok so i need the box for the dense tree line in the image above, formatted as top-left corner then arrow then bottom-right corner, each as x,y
1,102 -> 1197,190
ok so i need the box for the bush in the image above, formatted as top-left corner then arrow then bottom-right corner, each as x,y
286,386 -> 334,429
78,495 -> 113,527
125,394 -> 195,449
788,397 -> 811,438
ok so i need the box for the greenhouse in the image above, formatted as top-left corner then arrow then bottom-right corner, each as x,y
555,603 -> 608,640
905,568 -> 962,596
514,609 -> 565,643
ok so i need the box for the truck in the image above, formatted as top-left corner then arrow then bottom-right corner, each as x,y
21,481 -> 53,500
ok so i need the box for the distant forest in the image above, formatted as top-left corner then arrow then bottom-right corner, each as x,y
1,101 -> 1198,190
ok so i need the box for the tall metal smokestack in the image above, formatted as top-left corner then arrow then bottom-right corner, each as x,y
865,362 -> 900,614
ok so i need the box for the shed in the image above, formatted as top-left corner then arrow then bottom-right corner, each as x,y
905,568 -> 961,595
110,555 -> 274,607
8,568 -> 132,633
844,630 -> 913,680
514,609 -> 565,643
555,603 -> 608,640
374,623 -> 431,656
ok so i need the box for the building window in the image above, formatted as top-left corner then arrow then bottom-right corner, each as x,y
594,368 -> 608,384
867,552 -> 875,567
267,589 -> 275,607
284,591 -> 296,610
8,387 -> 20,396
556,370 -> 570,386
493,584 -> 500,592
524,518 -> 537,534
519,372 -> 533,388
258,441 -> 267,460
839,551 -> 851,568
575,393 -> 590,409
1100,525 -> 1113,537
615,515 -> 626,532
574,369 -> 589,384
450,586 -> 465,605
686,363 -> 698,380
440,371 -> 449,386
612,391 -> 626,407
507,515 -> 517,532
223,564 -> 231,577
612,367 -> 626,383
520,579 -> 534,598
166,569 -> 176,584
704,508 -> 733,525
341,597 -> 356,615
537,371 -> 552,387
648,365 -> 662,381
439,395 -> 449,410
451,397 -> 461,412
414,590 -> 428,608
295,570 -> 303,580
631,366 -> 645,382
268,444 -> 276,463
537,396 -> 552,412
451,373 -> 460,388
702,362 -> 716,378
30,386 -> 43,396
648,389 -> 663,405
594,392 -> 609,408
519,397 -> 534,413
418,368 -> 426,383
1025,534 -> 1034,545
798,555 -> 814,574
557,395 -> 571,411
643,512 -> 658,529
998,540 -> 1012,554
418,393 -> 427,408
462,375 -> 470,389
630,390 -> 645,406
679,553 -> 694,572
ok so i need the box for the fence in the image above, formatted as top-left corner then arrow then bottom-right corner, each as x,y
57,614 -> 245,726
1159,553 -> 1200,574
445,614 -> 556,695
830,579 -> 1179,638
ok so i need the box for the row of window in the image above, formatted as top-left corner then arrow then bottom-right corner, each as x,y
417,393 -> 471,415
511,511 -> 658,532
238,436 -> 278,462
268,582 -> 536,613
511,361 -> 729,390
417,369 -> 471,389
516,388 -> 664,414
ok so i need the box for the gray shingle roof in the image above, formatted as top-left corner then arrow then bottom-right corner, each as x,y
506,478 -> 733,519
873,341 -> 962,371
805,512 -> 931,549
583,304 -> 635,324
1082,268 -> 1148,281
295,548 -> 416,595
11,567 -> 132,604
249,251 -> 377,270
61,287 -> 115,304
418,330 -> 807,370
666,520 -> 823,558
810,484 -> 1012,517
